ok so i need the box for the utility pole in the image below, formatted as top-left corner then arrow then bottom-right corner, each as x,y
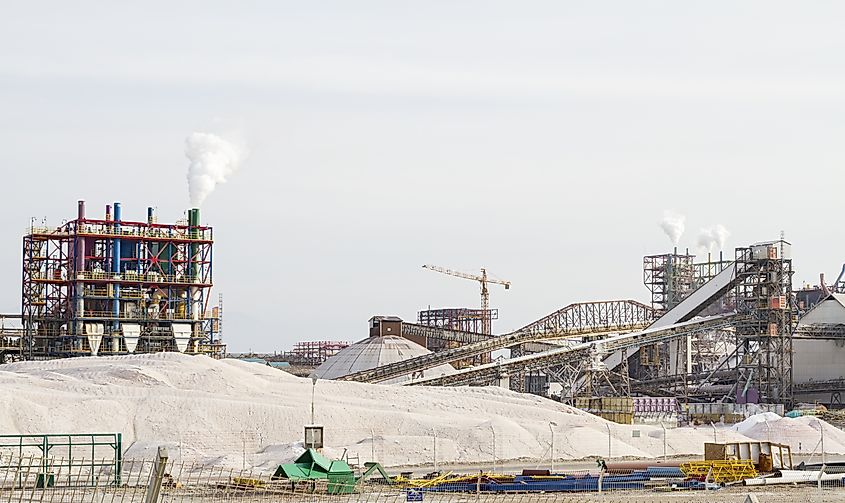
433,430 -> 438,472
491,425 -> 497,473
310,376 -> 318,424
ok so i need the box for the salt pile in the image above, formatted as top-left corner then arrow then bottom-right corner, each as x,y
732,413 -> 845,454
0,354 -> 751,469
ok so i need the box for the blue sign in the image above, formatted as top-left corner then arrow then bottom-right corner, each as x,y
406,489 -> 424,502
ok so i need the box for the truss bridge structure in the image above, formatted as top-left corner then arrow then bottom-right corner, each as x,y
339,300 -> 657,384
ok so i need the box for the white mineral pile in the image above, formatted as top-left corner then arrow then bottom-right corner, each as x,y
732,413 -> 845,454
0,354 -> 751,469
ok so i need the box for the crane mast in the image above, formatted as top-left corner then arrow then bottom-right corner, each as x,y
422,264 -> 511,335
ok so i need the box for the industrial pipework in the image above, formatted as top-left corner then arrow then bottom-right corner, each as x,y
20,200 -> 223,359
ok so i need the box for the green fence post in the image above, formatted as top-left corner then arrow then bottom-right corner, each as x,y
115,433 -> 123,486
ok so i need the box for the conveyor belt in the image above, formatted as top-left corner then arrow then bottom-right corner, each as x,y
649,262 -> 742,328
340,300 -> 657,383
405,314 -> 738,387
399,322 -> 492,345
337,324 -> 645,383
591,260 -> 747,381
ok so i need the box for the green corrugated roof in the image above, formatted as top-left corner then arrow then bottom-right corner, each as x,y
274,449 -> 353,480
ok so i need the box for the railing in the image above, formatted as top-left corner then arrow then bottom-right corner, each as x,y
30,270 -> 210,285
0,434 -> 121,487
25,224 -> 212,242
74,310 -> 201,321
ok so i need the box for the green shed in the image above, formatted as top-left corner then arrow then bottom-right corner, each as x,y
272,449 -> 355,494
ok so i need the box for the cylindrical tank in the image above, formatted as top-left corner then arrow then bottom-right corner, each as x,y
75,200 -> 86,335
188,208 -> 201,321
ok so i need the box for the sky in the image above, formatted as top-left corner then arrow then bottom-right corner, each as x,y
1,2 -> 844,352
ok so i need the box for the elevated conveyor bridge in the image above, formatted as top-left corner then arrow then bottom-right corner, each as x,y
339,300 -> 656,383
406,314 -> 738,387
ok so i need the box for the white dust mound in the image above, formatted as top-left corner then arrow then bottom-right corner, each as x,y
733,413 -> 845,454
0,353 -> 750,469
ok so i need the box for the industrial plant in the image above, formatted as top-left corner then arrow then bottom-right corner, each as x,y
1,200 -> 223,362
4,200 -> 845,420
5,200 -> 845,499
294,240 -> 845,424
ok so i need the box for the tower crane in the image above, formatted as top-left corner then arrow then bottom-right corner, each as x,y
422,264 -> 511,335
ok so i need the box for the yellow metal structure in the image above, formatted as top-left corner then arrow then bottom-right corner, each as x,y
680,460 -> 757,483
422,264 -> 511,334
393,472 -> 510,489
231,477 -> 266,489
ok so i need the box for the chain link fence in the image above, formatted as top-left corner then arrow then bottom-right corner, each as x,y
112,415 -> 842,476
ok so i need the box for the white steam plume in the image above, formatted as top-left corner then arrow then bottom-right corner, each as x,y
659,210 -> 685,246
696,224 -> 730,253
185,132 -> 246,207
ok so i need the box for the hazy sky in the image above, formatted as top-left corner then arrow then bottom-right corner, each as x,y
2,2 -> 844,352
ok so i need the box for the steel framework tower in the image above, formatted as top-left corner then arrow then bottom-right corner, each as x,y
643,251 -> 695,314
734,240 -> 796,405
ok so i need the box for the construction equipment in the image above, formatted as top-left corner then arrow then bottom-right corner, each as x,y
680,460 -> 757,483
422,265 -> 510,335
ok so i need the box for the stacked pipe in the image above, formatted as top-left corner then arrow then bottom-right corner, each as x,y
112,202 -> 122,330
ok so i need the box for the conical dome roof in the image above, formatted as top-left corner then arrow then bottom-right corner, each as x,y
310,335 -> 456,384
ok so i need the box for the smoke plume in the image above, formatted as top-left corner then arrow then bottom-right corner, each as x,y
659,210 -> 685,246
696,224 -> 730,253
185,132 -> 246,207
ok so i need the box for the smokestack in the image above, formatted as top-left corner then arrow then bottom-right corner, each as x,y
147,207 -> 155,224
188,207 -> 201,324
77,200 -> 85,221
105,204 -> 112,221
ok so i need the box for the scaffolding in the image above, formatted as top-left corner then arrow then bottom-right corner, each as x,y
282,341 -> 350,366
20,201 -> 224,359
